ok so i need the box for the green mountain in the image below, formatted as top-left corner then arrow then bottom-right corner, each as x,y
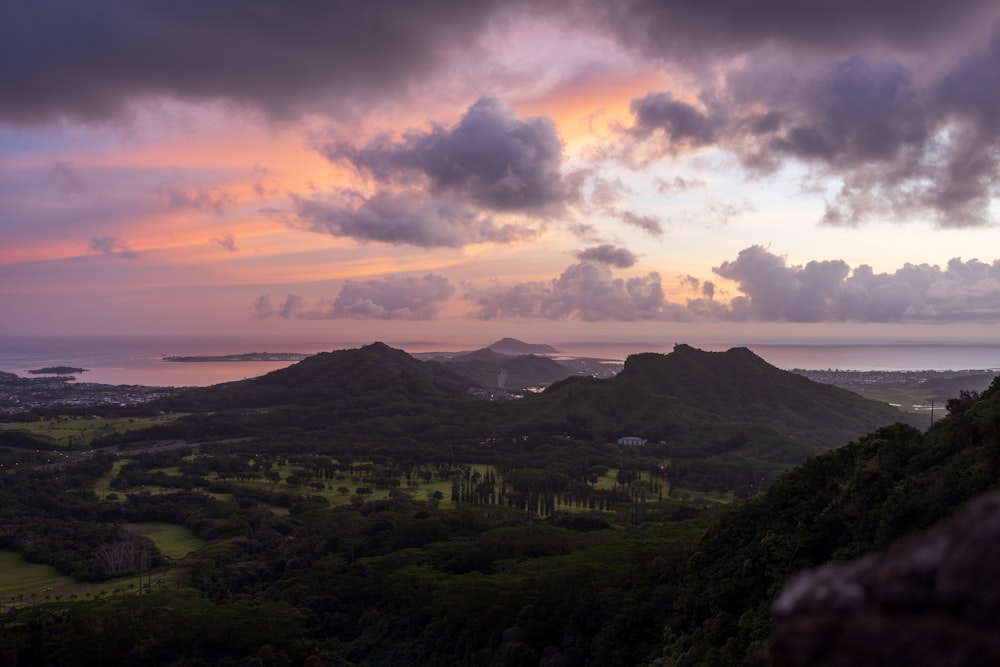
146,342 -> 498,445
158,341 -> 472,411
517,344 -> 918,449
486,337 -> 558,355
140,342 -> 918,498
440,348 -> 578,390
155,342 -> 911,443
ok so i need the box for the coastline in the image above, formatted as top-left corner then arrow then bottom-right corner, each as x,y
1,334 -> 1000,388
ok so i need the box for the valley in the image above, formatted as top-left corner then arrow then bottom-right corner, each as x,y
0,341 -> 997,665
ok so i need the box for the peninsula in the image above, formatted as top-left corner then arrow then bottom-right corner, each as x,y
27,366 -> 87,375
162,352 -> 310,363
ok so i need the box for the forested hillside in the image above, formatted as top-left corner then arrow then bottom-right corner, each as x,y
1,345 -> 995,666
649,380 -> 1000,666
107,343 -> 918,495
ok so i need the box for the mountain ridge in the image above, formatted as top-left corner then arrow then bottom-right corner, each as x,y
522,343 -> 920,451
142,342 -> 923,498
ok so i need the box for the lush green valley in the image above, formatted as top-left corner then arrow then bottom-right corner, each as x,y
0,344 -> 996,666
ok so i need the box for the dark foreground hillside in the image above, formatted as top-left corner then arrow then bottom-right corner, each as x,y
649,379 -> 1000,666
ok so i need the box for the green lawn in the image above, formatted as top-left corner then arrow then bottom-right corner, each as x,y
839,385 -> 936,415
94,458 -> 128,498
0,550 -> 75,600
131,522 -> 206,560
0,414 -> 182,449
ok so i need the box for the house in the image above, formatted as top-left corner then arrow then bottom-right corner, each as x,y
617,436 -> 648,446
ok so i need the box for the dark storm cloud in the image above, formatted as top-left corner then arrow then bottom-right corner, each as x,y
604,3 -> 1000,228
629,93 -> 719,147
743,58 -> 929,167
291,190 -> 540,248
87,236 -> 139,259
779,47 -> 1000,228
326,97 -> 575,214
573,244 -> 639,268
0,0 -> 507,123
625,41 -> 1000,227
714,245 -> 1000,322
8,0 -> 994,126
596,0 -> 997,59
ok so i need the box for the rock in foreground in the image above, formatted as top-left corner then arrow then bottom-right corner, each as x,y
771,492 -> 1000,667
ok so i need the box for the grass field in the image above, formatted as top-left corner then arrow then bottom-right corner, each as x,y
0,549 -> 186,607
131,522 -> 206,560
0,550 -> 75,600
97,457 -> 716,520
0,414 -> 182,449
838,385 -> 938,416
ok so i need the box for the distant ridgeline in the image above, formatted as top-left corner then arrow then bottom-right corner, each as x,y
162,352 -> 310,362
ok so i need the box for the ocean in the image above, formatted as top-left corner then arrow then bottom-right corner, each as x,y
1,334 -> 999,388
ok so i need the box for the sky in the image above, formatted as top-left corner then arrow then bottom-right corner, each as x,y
4,1 -> 1000,348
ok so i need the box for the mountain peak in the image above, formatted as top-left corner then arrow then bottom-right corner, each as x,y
487,338 -> 558,356
596,343 -> 919,451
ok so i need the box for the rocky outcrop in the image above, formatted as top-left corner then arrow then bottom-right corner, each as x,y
771,492 -> 1000,667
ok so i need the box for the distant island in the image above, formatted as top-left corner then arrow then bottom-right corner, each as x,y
27,366 -> 87,375
163,352 -> 310,363
487,337 -> 559,355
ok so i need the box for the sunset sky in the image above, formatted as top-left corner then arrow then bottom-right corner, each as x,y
4,1 -> 1000,347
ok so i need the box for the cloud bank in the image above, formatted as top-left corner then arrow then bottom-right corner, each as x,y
466,246 -> 1000,324
716,246 -> 1000,323
0,0 -> 509,123
619,18 -> 1000,227
247,246 -> 1000,324
252,274 -> 454,321
10,2 -> 1000,232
